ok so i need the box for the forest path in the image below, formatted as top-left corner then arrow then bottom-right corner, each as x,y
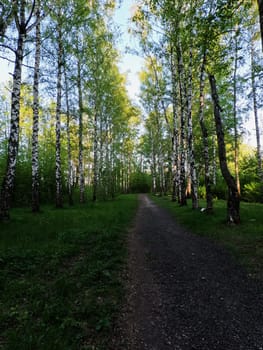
111,194 -> 263,350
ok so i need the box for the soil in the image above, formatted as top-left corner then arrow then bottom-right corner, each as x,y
110,194 -> 263,350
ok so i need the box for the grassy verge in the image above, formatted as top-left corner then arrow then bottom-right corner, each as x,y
151,195 -> 263,280
0,194 -> 138,350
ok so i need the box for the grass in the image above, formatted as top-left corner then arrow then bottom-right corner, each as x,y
0,194 -> 138,350
151,195 -> 263,280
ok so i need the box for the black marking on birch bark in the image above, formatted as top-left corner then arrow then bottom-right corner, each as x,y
32,1 -> 41,213
55,24 -> 63,208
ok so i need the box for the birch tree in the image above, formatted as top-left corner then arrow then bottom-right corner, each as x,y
31,0 -> 41,212
54,20 -> 63,208
64,67 -> 74,205
77,55 -> 85,203
0,0 -> 40,220
250,37 -> 263,181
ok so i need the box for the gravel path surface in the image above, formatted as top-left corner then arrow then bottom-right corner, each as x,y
111,194 -> 263,350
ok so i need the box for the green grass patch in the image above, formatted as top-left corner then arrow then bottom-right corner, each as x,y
151,195 -> 263,280
0,195 -> 138,349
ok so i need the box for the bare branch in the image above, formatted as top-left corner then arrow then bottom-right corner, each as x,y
0,43 -> 16,54
25,0 -> 36,28
0,54 -> 34,70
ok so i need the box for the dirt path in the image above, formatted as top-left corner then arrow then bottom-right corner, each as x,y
111,194 -> 263,350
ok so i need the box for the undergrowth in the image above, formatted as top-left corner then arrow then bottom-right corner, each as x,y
0,194 -> 138,349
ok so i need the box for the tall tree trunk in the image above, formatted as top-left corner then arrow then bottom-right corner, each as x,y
77,58 -> 85,203
31,1 -> 41,213
251,40 -> 263,181
0,28 -> 25,220
199,52 -> 213,213
150,129 -> 157,194
64,67 -> 73,205
55,25 -> 63,208
186,45 -> 198,209
93,111 -> 98,201
158,154 -> 165,196
177,43 -> 187,206
170,52 -> 179,202
209,74 -> 240,224
212,135 -> 217,185
233,26 -> 241,195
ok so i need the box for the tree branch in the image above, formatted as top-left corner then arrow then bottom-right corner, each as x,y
25,0 -> 36,28
0,55 -> 34,70
0,43 -> 16,54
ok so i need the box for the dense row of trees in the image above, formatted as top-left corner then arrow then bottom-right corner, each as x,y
131,0 -> 263,223
0,0 -> 141,220
0,0 -> 263,225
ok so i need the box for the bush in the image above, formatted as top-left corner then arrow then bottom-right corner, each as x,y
129,172 -> 151,193
212,179 -> 228,200
198,185 -> 206,199
243,181 -> 263,203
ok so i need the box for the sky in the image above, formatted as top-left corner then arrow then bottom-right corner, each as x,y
0,57 -> 12,83
113,0 -> 144,103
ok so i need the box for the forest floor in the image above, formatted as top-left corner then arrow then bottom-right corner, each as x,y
110,194 -> 263,350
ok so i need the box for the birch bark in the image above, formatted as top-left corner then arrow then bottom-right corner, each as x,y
250,40 -> 263,181
31,0 -> 41,212
0,0 -> 36,220
55,24 -> 63,208
77,58 -> 85,203
233,26 -> 241,194
170,51 -> 179,202
177,43 -> 187,206
93,110 -> 99,201
64,67 -> 73,205
186,45 -> 198,209
151,131 -> 157,194
199,52 -> 213,213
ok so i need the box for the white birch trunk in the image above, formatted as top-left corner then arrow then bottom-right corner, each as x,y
55,25 -> 63,208
31,0 -> 41,212
0,17 -> 25,220
93,110 -> 99,201
64,67 -> 73,205
199,52 -> 213,213
177,43 -> 187,206
170,51 -> 179,202
0,0 -> 38,219
251,40 -> 263,181
233,26 -> 241,194
77,58 -> 85,203
186,45 -> 198,209
151,130 -> 157,194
